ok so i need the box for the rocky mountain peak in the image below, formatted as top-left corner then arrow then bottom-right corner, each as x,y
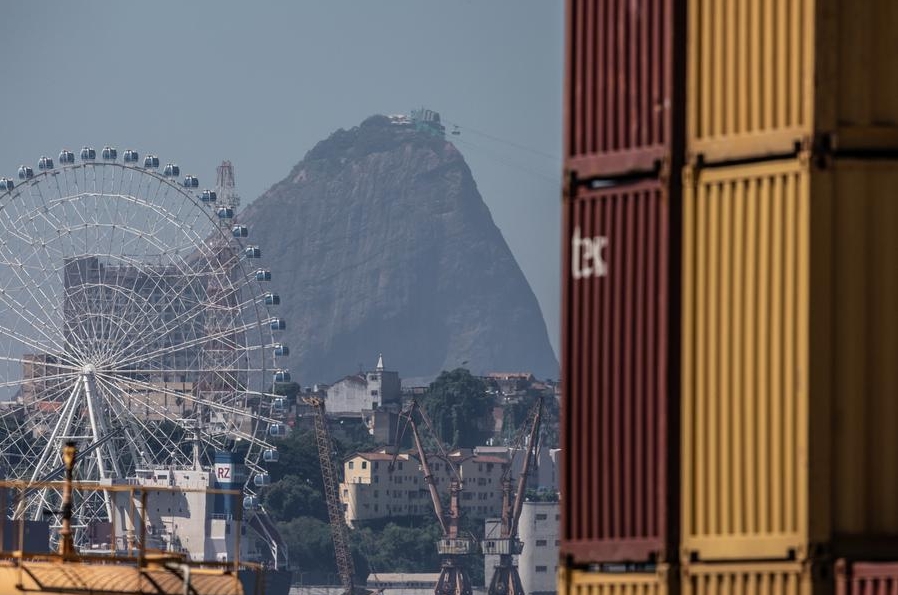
239,115 -> 558,385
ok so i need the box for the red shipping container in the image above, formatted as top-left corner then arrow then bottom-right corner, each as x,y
565,0 -> 684,177
561,177 -> 678,564
836,560 -> 898,595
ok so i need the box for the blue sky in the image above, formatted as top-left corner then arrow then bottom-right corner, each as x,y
1,1 -> 564,356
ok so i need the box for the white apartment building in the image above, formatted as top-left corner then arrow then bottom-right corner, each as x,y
326,354 -> 401,415
340,449 -> 509,525
484,501 -> 560,595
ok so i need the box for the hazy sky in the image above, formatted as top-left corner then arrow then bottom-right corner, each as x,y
1,2 -> 564,358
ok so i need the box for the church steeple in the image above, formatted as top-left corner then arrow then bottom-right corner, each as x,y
375,353 -> 384,371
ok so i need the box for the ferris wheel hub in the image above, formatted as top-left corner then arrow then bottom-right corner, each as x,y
81,364 -> 96,375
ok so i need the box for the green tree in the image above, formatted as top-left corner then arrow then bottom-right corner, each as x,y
277,517 -> 337,580
502,392 -> 560,448
262,475 -> 328,522
420,368 -> 493,448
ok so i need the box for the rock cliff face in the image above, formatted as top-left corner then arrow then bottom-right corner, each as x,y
239,115 -> 558,384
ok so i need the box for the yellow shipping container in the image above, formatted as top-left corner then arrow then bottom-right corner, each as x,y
559,565 -> 675,595
681,157 -> 898,561
687,0 -> 898,163
683,561 -> 829,595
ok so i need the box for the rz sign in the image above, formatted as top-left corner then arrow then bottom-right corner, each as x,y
217,467 -> 231,479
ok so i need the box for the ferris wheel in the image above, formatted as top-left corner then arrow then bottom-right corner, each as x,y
0,147 -> 288,548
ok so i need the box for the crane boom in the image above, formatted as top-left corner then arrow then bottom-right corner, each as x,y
304,396 -> 355,595
508,397 -> 543,539
407,406 -> 449,535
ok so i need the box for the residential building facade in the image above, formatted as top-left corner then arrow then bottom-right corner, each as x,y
340,449 -> 509,525
326,354 -> 401,415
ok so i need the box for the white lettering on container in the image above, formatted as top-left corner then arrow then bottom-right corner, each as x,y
571,227 -> 608,280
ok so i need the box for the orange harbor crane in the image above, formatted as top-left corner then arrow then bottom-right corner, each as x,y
392,401 -> 475,595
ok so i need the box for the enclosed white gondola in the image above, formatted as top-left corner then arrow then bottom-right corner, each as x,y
253,473 -> 271,487
17,166 -> 33,180
216,207 -> 234,219
232,225 -> 248,238
182,175 -> 199,188
162,163 -> 179,177
255,269 -> 272,282
268,424 -> 287,438
272,397 -> 286,412
38,156 -> 54,170
80,146 -> 96,160
0,178 -> 13,191
144,155 -> 160,169
243,496 -> 260,510
101,146 -> 117,161
58,150 -> 75,164
269,318 -> 286,331
273,369 -> 290,383
200,189 -> 217,203
273,343 -> 289,357
263,449 -> 279,463
264,293 -> 280,306
123,150 -> 139,164
244,246 -> 261,258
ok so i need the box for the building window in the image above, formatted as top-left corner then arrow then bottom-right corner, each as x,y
535,566 -> 547,573
375,476 -> 379,483
536,514 -> 548,520
371,390 -> 379,396
536,539 -> 547,546
369,375 -> 378,381
362,461 -> 367,469
374,462 -> 379,470
349,461 -> 354,470
374,490 -> 379,497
